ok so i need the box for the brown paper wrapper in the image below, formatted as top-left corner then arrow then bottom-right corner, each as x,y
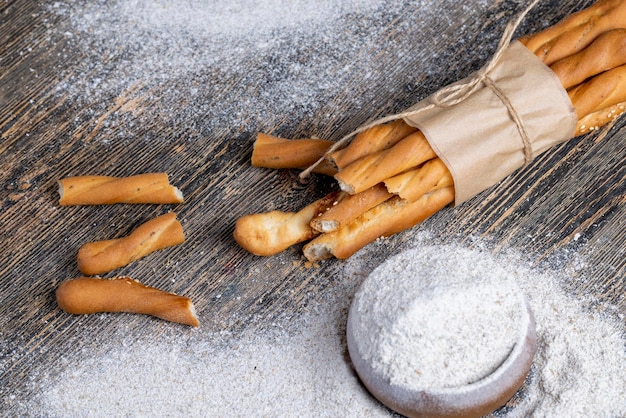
403,41 -> 577,205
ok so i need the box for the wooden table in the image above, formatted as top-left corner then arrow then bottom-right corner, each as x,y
1,0 -> 624,414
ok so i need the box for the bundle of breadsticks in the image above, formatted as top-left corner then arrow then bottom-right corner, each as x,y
235,0 -> 626,261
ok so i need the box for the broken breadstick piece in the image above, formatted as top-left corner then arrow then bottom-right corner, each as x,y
329,120 -> 418,170
77,212 -> 185,276
56,276 -> 200,327
310,183 -> 392,233
334,130 -> 437,195
252,133 -> 337,175
384,158 -> 453,202
303,187 -> 454,261
58,173 -> 184,205
233,191 -> 343,256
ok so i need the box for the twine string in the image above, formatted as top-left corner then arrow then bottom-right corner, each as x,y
300,0 -> 541,179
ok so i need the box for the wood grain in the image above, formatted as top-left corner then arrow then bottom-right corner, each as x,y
1,0 -> 623,413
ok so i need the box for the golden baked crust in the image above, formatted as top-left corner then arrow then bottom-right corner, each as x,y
56,276 -> 199,327
521,0 -> 626,65
303,187 -> 454,261
58,173 -> 184,205
233,191 -> 341,256
77,212 -> 185,276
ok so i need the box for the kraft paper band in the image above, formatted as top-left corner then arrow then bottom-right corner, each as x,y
403,40 -> 577,205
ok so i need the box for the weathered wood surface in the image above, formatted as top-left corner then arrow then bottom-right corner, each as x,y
1,0 -> 624,413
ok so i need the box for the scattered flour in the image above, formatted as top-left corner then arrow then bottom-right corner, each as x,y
25,236 -> 625,417
45,0 -> 403,139
28,276 -> 391,417
503,272 -> 626,417
348,246 -> 528,390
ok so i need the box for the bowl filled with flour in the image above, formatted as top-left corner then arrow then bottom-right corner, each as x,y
346,244 -> 537,418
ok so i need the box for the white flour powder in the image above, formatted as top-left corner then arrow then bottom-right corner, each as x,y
44,0 -> 401,139
22,236 -> 625,417
349,246 -> 527,389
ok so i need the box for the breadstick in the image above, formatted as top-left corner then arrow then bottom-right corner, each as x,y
233,191 -> 343,256
58,173 -> 184,205
568,63 -> 626,121
550,29 -> 626,89
252,133 -> 337,175
310,160 -> 453,233
310,183 -> 392,233
576,101 -> 626,135
56,276 -> 199,327
334,130 -> 437,195
521,0 -> 626,65
328,120 -> 418,170
77,212 -> 185,276
303,187 -> 454,261
383,158 -> 453,202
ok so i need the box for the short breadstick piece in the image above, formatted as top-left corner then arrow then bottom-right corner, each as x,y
77,212 -> 185,276
303,187 -> 454,261
56,276 -> 199,327
310,184 -> 392,233
334,130 -> 437,194
233,191 -> 342,256
252,133 -> 337,176
58,173 -> 184,205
